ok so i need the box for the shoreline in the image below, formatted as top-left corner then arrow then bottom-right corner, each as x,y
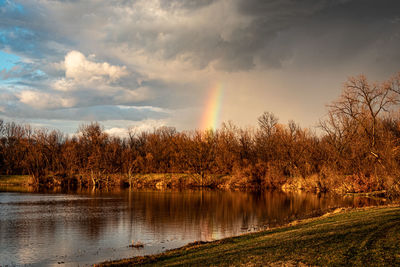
96,205 -> 400,266
0,174 -> 395,198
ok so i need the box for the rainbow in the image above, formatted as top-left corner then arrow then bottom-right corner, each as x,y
200,83 -> 224,130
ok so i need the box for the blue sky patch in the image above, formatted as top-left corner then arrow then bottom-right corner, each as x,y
0,0 -> 24,13
0,50 -> 20,71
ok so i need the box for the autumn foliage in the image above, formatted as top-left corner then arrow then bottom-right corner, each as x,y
1,73 -> 400,194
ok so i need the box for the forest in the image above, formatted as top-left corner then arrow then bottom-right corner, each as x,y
1,73 -> 400,195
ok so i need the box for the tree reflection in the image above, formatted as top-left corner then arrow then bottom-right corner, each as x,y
0,189 -> 386,265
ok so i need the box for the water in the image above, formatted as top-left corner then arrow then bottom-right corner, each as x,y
0,188 -> 386,266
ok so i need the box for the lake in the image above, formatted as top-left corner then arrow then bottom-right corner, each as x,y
0,188 -> 386,266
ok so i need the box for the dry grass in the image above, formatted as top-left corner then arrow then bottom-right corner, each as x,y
0,175 -> 31,185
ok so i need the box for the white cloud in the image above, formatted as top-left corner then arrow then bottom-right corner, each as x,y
18,90 -> 76,109
64,50 -> 128,82
116,104 -> 170,113
49,50 -> 150,107
104,119 -> 168,137
104,127 -> 130,137
52,78 -> 74,92
52,50 -> 133,95
53,50 -> 129,92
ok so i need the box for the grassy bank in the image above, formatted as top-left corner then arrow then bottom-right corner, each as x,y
127,173 -> 238,189
98,205 -> 400,266
1,173 -> 398,197
0,175 -> 31,186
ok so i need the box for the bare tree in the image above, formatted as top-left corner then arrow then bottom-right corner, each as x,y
258,111 -> 278,137
328,75 -> 396,156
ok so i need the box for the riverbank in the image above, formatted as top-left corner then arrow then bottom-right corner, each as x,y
1,173 -> 399,197
98,205 -> 400,266
0,175 -> 31,186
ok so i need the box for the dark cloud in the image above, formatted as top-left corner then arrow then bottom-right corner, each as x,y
94,0 -> 400,72
3,0 -> 400,72
216,0 -> 400,71
0,103 -> 168,121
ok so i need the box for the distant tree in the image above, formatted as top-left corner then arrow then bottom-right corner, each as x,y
78,123 -> 109,186
258,111 -> 278,137
183,130 -> 217,186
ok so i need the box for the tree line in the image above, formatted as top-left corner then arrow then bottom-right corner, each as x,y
1,73 -> 400,194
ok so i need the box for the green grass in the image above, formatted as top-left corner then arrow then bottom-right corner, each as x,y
98,206 -> 400,266
0,175 -> 31,185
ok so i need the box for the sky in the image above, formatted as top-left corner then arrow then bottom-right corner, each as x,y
0,0 -> 400,136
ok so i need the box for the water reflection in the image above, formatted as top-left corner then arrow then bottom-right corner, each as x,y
0,188 -> 386,266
